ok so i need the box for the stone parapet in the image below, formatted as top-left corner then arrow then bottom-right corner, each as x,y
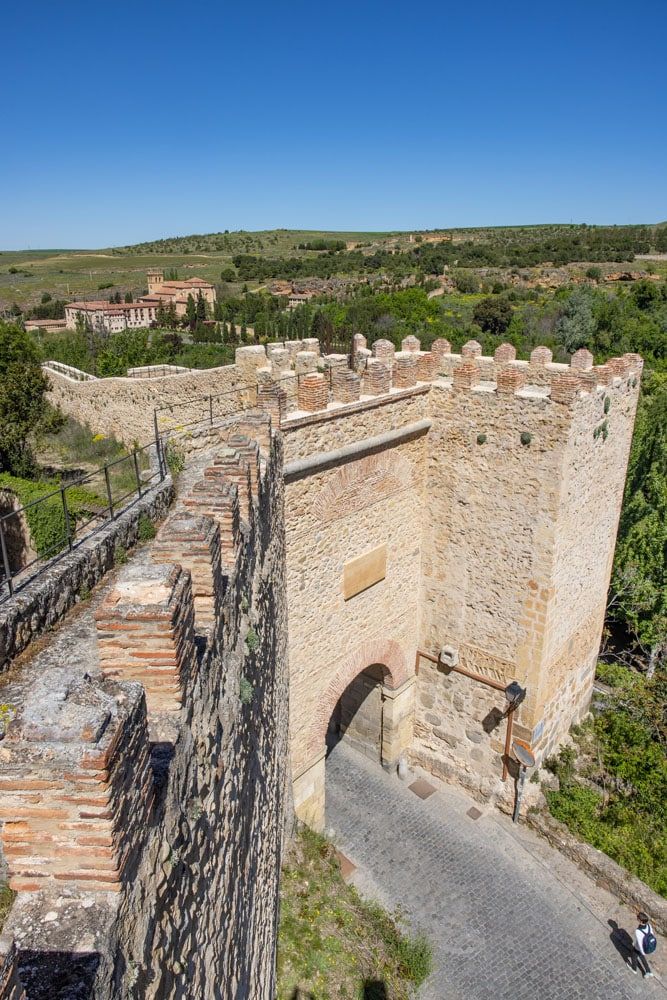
257,383 -> 287,427
570,348 -> 594,371
0,670 -> 153,892
204,446 -> 255,520
401,335 -> 420,353
362,359 -> 392,396
415,351 -> 437,382
430,338 -> 451,364
295,351 -> 318,376
393,353 -> 417,388
152,513 -> 222,631
372,339 -> 395,363
461,339 -> 482,359
332,369 -> 361,404
496,364 -> 527,394
298,372 -> 329,412
95,563 -> 197,717
494,343 -> 517,364
182,478 -> 241,564
452,360 -> 479,391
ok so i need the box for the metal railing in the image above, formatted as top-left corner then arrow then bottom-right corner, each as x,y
152,368 -> 347,440
41,361 -> 98,382
0,440 -> 165,603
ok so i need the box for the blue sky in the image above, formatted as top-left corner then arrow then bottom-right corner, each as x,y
2,0 -> 666,248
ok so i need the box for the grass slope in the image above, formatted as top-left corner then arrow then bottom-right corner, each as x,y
278,828 -> 432,999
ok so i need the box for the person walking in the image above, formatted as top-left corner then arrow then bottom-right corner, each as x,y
626,912 -> 657,978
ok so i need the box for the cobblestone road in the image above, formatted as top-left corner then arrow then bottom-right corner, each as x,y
326,743 -> 666,1000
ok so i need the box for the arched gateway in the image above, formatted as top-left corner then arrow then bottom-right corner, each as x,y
292,639 -> 417,830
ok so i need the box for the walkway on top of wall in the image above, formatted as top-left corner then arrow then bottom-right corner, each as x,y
326,743 -> 666,1000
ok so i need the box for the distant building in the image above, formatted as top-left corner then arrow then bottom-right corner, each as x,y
64,301 -> 157,333
24,318 -> 68,335
64,270 -> 217,332
287,292 -> 313,310
140,269 -> 217,318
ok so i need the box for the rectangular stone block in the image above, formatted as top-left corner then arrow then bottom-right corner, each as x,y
342,545 -> 387,600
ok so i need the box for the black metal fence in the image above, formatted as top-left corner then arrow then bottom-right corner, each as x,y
0,440 -> 164,603
152,368 -> 341,439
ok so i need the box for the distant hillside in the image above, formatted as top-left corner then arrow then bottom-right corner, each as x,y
112,223 -> 665,256
2,223 -> 666,311
111,229 -> 399,257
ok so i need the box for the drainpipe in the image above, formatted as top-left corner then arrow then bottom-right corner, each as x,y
414,650 -> 514,781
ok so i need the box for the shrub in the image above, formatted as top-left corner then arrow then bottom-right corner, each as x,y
394,932 -> 433,985
472,296 -> 513,335
137,513 -> 156,542
239,676 -> 254,705
165,442 -> 185,476
453,270 -> 480,294
476,433 -> 487,445
595,661 -> 629,687
0,882 -> 14,932
520,431 -> 532,446
245,626 -> 259,652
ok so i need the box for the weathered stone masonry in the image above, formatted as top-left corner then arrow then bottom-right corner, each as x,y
0,336 -> 641,996
272,337 -> 641,824
0,414 -> 289,999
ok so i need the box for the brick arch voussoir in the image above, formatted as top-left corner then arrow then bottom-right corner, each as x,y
306,638 -> 410,758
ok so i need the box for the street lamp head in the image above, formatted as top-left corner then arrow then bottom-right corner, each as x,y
504,681 -> 526,708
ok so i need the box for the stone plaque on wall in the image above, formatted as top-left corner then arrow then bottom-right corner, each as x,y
342,545 -> 387,600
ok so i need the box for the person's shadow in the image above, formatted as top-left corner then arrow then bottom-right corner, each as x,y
363,983 -> 388,1000
608,919 -> 634,967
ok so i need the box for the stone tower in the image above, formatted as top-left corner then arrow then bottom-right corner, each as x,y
146,268 -> 164,294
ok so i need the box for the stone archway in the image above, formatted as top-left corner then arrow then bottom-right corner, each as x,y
293,638 -> 416,830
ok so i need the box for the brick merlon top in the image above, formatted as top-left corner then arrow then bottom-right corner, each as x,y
282,383 -> 430,432
95,563 -> 183,617
15,668 -> 120,745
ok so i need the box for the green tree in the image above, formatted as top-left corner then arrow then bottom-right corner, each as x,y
609,376 -> 667,677
220,266 -> 236,282
555,287 -> 596,353
124,291 -> 133,303
453,270 -> 480,293
196,290 -> 207,322
185,293 -> 197,331
472,297 -> 513,335
0,322 -> 49,476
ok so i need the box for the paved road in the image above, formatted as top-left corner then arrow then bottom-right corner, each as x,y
325,743 -> 666,1000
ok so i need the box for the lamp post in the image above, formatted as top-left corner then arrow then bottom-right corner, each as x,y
511,740 -> 536,823
502,681 -> 526,781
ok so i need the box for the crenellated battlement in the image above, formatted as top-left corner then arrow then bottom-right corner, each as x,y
0,413 -> 289,998
3,331 -> 646,998
237,335 -> 643,425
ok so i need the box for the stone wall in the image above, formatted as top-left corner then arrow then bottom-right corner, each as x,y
0,477 -> 174,671
43,363 -> 250,446
413,356 -> 641,805
32,335 -> 643,876
282,392 -> 429,826
0,415 -> 289,999
0,936 -> 25,1000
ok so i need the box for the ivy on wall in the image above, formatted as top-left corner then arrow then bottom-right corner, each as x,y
0,473 -> 103,558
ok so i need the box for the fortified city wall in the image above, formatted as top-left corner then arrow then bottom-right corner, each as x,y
0,333 -> 642,997
0,413 -> 289,999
